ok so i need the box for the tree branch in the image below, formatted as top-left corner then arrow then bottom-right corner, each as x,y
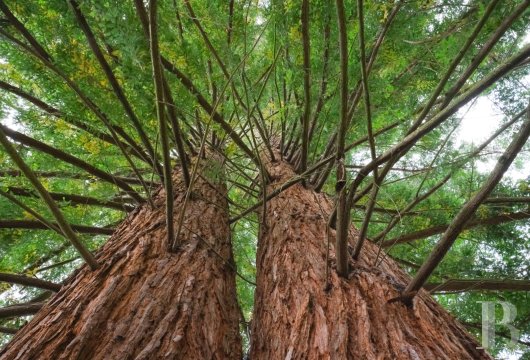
68,0 -> 162,179
409,0 -> 500,131
0,1 -> 51,61
0,220 -> 114,235
0,7 -> 154,199
0,302 -> 43,320
5,186 -> 133,211
148,0 -> 175,249
0,272 -> 61,292
0,126 -> 99,269
484,197 -> 530,205
307,11 -> 331,140
163,77 -> 190,186
440,1 -> 529,109
0,326 -> 18,335
1,124 -> 144,204
333,0 -> 350,277
345,44 -> 530,213
0,168 -> 158,187
229,155 -> 332,223
0,80 -> 149,163
298,0 -> 311,174
133,0 -> 261,168
350,0 -> 379,261
373,108 -> 525,253
161,58 -> 259,169
464,322 -> 530,347
401,106 -> 530,302
425,279 -> 530,293
0,188 -> 63,235
382,209 -> 530,248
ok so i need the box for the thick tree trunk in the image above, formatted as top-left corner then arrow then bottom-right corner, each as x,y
0,162 -> 242,359
251,158 -> 491,359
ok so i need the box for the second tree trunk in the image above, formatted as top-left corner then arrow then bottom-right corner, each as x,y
251,159 -> 490,359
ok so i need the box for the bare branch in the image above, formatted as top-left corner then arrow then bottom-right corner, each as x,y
0,302 -> 43,320
484,197 -> 530,205
350,0 -> 379,261
163,78 -> 190,186
440,1 -> 530,109
0,126 -> 99,269
410,0 -> 500,131
68,0 -> 162,179
0,220 -> 114,235
149,0 -> 175,250
381,209 -> 530,248
0,326 -> 18,335
4,187 -> 133,212
298,0 -> 311,174
0,80 -> 149,163
425,279 -> 530,293
345,44 -> 530,212
0,188 -> 62,235
0,124 -> 144,204
401,106 -> 530,302
0,272 -> 61,292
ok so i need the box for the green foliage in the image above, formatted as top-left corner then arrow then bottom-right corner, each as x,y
0,0 -> 528,356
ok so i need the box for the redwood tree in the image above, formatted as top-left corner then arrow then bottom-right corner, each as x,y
251,156 -> 490,359
0,161 -> 243,359
0,0 -> 529,358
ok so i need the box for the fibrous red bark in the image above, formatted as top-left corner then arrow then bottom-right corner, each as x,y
251,158 -> 491,359
0,161 -> 242,359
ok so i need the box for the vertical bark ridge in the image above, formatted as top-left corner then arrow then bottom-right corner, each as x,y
251,157 -> 490,359
0,160 -> 242,360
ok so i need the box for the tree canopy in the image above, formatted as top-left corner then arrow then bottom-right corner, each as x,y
0,0 -> 529,357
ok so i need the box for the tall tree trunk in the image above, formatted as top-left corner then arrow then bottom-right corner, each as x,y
0,160 -> 242,359
251,158 -> 491,359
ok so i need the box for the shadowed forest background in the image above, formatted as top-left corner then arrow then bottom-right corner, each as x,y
0,0 -> 529,358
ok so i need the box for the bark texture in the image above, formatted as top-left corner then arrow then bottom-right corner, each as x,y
0,161 -> 242,359
251,158 -> 491,360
